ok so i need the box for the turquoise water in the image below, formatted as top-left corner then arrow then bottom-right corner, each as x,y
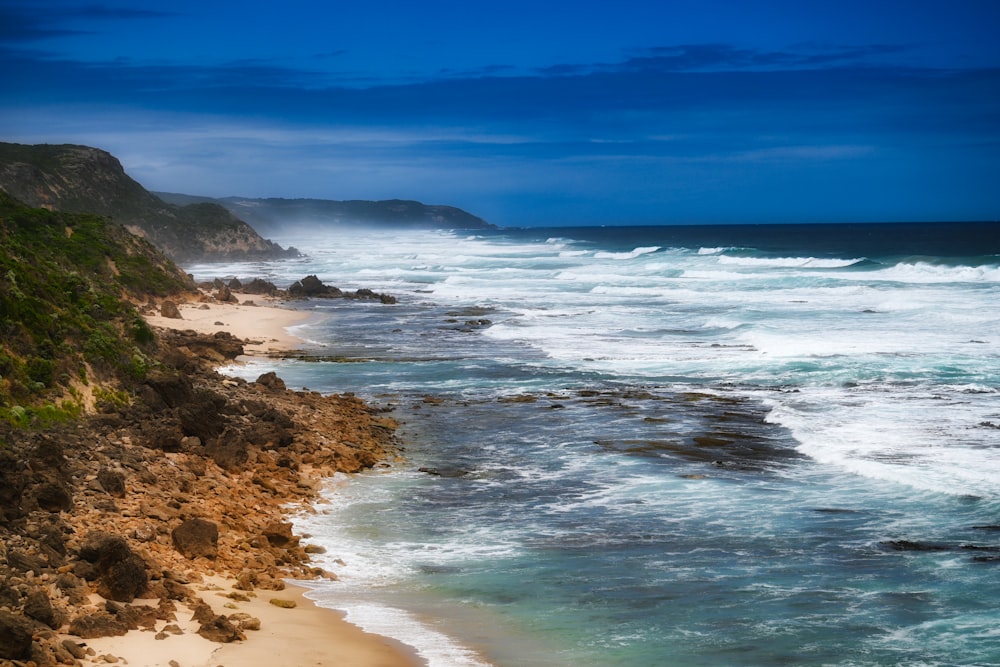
197,222 -> 1000,666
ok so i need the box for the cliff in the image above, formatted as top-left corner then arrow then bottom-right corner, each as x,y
156,193 -> 495,234
0,143 -> 298,264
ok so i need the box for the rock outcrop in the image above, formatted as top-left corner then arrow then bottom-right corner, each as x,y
0,329 -> 399,663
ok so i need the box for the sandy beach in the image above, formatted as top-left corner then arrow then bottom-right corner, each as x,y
78,576 -> 419,667
143,293 -> 312,355
79,294 -> 426,667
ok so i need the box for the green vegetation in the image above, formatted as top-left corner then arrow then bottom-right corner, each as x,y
0,190 -> 191,421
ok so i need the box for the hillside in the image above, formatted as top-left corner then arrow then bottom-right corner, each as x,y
0,191 -> 194,419
0,143 -> 298,263
156,193 -> 495,234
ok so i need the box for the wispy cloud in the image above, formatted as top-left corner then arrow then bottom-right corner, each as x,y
536,43 -> 915,77
2,13 -> 997,225
0,2 -> 175,42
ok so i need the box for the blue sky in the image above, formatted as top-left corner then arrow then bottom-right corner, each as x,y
2,1 -> 998,226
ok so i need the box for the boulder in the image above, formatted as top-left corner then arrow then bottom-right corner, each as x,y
77,531 -> 149,602
197,615 -> 245,643
97,468 -> 127,497
31,480 -> 73,512
177,390 -> 228,441
144,371 -> 194,408
171,518 -> 219,559
216,284 -> 238,303
23,589 -> 56,628
68,611 -> 129,638
190,601 -> 216,625
242,278 -> 279,296
255,371 -> 286,391
0,449 -> 28,521
6,548 -> 46,574
261,521 -> 295,548
160,300 -> 183,319
0,609 -> 34,660
61,639 -> 87,660
204,427 -> 251,470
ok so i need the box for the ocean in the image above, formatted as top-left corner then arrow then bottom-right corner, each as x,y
190,221 -> 1000,666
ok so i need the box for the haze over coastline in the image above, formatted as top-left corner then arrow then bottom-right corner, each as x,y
2,0 -> 998,226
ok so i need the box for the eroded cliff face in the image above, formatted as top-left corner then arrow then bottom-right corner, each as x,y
0,143 -> 297,263
0,329 -> 399,664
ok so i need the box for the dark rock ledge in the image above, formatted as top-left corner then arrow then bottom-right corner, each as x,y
198,275 -> 397,305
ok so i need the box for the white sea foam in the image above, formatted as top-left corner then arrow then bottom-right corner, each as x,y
764,387 -> 1000,498
851,261 -> 1000,284
593,245 -> 661,260
716,255 -> 864,268
298,586 -> 494,667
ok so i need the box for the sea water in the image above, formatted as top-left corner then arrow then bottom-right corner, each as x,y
194,222 -> 1000,666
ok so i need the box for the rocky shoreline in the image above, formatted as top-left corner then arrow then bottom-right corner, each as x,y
0,326 -> 403,666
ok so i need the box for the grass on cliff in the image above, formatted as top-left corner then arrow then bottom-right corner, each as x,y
0,190 -> 192,423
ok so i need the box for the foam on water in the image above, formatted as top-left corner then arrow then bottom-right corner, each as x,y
716,255 -> 865,268
593,245 -> 661,260
200,223 -> 1000,666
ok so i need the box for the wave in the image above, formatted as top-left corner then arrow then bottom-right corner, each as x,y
593,246 -> 661,260
862,261 -> 1000,284
717,255 -> 865,269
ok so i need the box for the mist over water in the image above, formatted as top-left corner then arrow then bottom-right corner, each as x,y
198,222 -> 1000,666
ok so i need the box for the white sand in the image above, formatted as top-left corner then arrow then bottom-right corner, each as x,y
144,294 -> 310,355
76,576 -> 420,667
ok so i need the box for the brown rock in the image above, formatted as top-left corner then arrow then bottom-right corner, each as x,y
97,468 -> 127,497
22,589 -> 56,628
261,521 -> 295,548
6,548 -> 46,574
171,518 -> 219,560
61,639 -> 87,659
230,613 -> 261,631
160,300 -> 183,319
68,611 -> 129,638
216,284 -> 238,304
0,609 -> 34,660
204,427 -> 251,470
254,371 -> 286,391
234,569 -> 257,591
190,602 -> 216,625
30,640 -> 59,667
77,531 -> 149,602
31,480 -> 73,512
197,615 -> 245,643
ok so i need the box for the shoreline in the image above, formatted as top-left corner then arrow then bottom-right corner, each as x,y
70,291 -> 428,667
79,575 -> 421,667
143,291 -> 314,355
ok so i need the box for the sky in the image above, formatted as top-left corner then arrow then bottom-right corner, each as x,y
1,1 -> 999,226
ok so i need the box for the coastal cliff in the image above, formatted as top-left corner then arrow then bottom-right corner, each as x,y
0,195 -> 401,664
156,193 -> 495,233
0,143 -> 298,264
